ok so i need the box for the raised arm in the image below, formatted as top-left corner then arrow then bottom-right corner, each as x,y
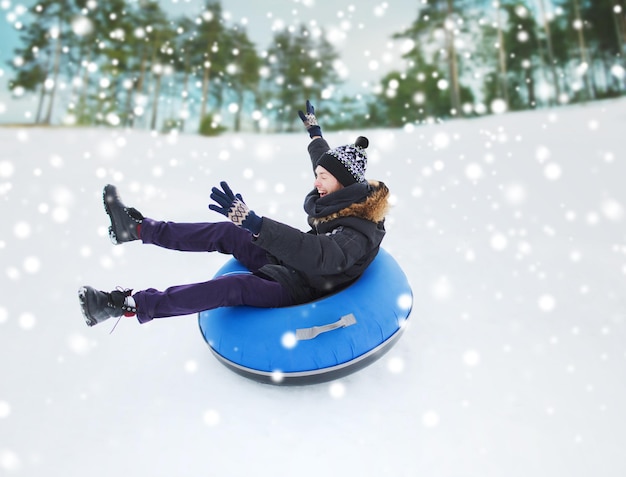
298,100 -> 330,174
307,137 -> 330,173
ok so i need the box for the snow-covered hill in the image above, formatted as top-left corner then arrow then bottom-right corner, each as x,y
1,99 -> 625,476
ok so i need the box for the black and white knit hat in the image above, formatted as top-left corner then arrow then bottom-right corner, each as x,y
316,136 -> 369,187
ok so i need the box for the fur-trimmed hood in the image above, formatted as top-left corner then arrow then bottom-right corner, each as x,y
306,180 -> 390,226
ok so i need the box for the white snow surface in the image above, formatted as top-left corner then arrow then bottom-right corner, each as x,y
1,99 -> 626,476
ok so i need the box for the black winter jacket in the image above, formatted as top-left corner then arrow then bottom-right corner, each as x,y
253,138 -> 390,304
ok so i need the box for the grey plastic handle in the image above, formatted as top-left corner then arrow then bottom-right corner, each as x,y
295,313 -> 357,341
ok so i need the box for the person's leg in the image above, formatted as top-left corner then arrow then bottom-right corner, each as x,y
132,273 -> 293,323
141,219 -> 269,272
103,184 -> 268,270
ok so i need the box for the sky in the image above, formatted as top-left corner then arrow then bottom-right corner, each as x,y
0,0 -> 416,123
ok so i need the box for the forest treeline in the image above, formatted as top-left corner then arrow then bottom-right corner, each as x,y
7,0 -> 626,134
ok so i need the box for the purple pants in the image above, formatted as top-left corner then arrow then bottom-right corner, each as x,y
132,220 -> 294,323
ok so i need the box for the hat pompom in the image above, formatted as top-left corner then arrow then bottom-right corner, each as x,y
355,136 -> 369,149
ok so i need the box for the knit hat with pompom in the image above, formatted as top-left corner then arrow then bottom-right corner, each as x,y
316,136 -> 369,186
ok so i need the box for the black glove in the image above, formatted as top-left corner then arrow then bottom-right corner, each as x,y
209,181 -> 263,235
298,100 -> 322,138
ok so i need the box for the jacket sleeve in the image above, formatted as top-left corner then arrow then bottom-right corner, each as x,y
254,217 -> 369,275
307,138 -> 331,174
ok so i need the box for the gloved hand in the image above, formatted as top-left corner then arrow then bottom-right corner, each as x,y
298,100 -> 322,138
209,181 -> 263,235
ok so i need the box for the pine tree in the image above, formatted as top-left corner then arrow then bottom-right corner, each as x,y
264,25 -> 340,131
393,0 -> 473,117
537,0 -> 563,104
372,62 -> 454,126
76,0 -> 138,126
496,3 -> 541,109
169,16 -> 197,131
580,0 -> 626,94
568,0 -> 595,99
223,26 -> 260,132
9,0 -> 79,124
191,1 -> 228,131
9,21 -> 49,123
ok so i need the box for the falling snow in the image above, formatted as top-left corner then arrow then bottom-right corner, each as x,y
203,409 -> 221,427
422,410 -> 440,428
1,98 -> 626,476
0,400 -> 10,418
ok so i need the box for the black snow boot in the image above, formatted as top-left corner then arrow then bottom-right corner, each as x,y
103,184 -> 144,244
78,286 -> 137,327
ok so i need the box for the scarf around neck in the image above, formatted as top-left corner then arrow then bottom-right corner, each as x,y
303,182 -> 371,219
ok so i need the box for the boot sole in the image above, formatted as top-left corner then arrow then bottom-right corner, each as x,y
78,286 -> 97,327
103,185 -> 120,244
103,184 -> 136,245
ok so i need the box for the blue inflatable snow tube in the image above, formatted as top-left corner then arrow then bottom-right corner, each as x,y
198,248 -> 412,385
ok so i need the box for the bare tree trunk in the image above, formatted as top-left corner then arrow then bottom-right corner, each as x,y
44,20 -> 63,125
613,3 -> 626,90
77,49 -> 92,121
524,67 -> 536,108
613,4 -> 626,59
144,42 -> 160,130
537,0 -> 562,104
253,87 -> 263,133
234,90 -> 244,132
123,81 -> 135,127
180,51 -> 191,131
445,0 -> 462,115
572,0 -> 594,100
495,3 -> 510,108
35,51 -> 53,124
200,61 -> 211,126
35,84 -> 46,124
150,73 -> 162,131
128,47 -> 149,128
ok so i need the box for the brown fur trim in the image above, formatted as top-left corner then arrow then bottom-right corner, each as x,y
312,180 -> 390,225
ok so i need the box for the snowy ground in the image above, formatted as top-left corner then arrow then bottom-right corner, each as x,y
1,98 -> 625,476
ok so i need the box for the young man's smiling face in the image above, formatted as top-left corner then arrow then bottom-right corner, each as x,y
314,165 -> 344,197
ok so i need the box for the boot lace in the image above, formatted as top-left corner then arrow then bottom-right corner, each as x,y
109,287 -> 134,334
